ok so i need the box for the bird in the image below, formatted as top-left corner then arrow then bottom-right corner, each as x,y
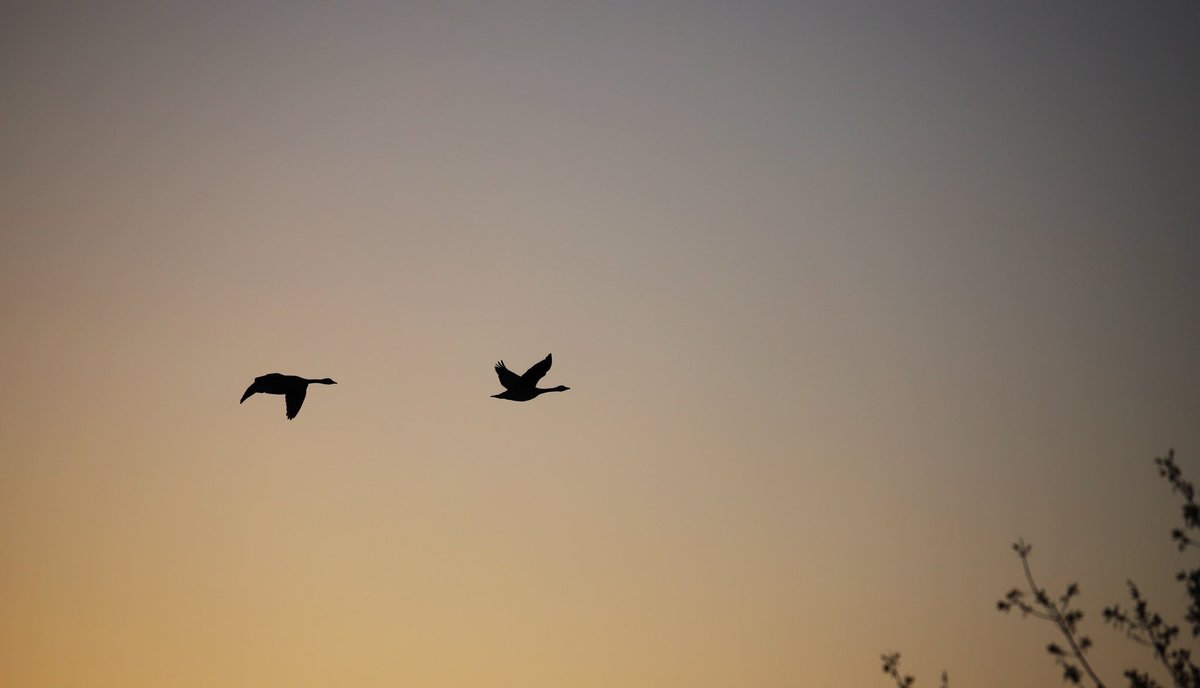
491,353 -> 570,402
240,373 -> 337,419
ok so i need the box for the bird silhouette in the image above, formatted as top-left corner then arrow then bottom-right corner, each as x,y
492,353 -> 570,402
240,373 -> 337,419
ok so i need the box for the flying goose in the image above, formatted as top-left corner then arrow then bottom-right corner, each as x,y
240,373 -> 336,419
491,353 -> 569,402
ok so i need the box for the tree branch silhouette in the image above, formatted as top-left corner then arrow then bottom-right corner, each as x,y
883,449 -> 1200,688
997,539 -> 1104,686
881,653 -> 947,688
1101,450 -> 1200,688
1103,579 -> 1198,688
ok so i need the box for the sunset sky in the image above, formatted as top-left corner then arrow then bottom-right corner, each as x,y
2,2 -> 1198,686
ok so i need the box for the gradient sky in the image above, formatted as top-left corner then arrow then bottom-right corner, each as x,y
2,2 -> 1198,686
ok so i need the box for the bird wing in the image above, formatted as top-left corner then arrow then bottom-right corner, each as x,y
242,373 -> 287,402
285,386 -> 307,419
521,353 -> 553,385
240,382 -> 259,403
495,361 -> 522,390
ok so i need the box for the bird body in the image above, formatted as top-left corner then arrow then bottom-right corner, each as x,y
492,354 -> 569,402
240,373 -> 336,419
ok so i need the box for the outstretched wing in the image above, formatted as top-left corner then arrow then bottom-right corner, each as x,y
521,353 -> 553,385
495,361 -> 522,390
285,386 -> 307,419
241,373 -> 285,402
240,382 -> 258,403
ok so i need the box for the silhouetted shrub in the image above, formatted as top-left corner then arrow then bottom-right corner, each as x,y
884,450 -> 1199,688
881,652 -> 948,688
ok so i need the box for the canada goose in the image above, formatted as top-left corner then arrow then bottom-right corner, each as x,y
492,353 -> 570,402
240,373 -> 337,419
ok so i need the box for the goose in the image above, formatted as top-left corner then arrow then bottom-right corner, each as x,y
240,373 -> 337,419
492,353 -> 570,402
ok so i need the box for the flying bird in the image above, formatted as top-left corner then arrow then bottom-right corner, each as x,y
492,353 -> 570,402
240,373 -> 337,419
